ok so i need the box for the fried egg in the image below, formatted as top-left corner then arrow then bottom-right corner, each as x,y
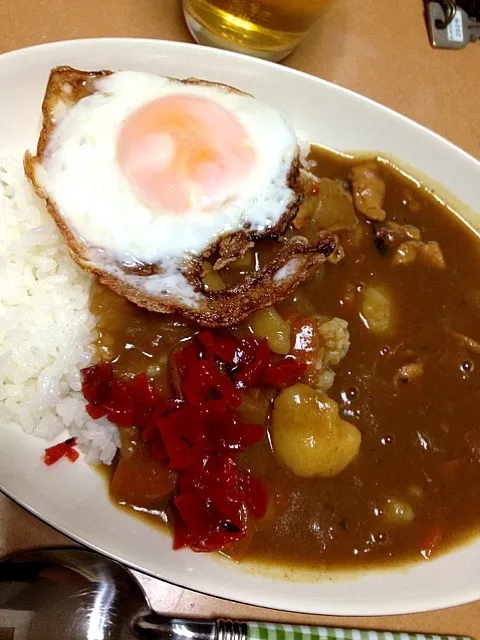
32,70 -> 299,264
26,68 -> 334,327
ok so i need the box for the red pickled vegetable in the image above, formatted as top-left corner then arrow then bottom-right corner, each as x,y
239,473 -> 269,518
103,380 -> 135,426
181,358 -> 211,405
235,337 -> 261,368
234,339 -> 271,387
198,331 -> 247,366
86,404 -> 107,420
66,448 -> 80,463
142,399 -> 182,442
174,491 -> 245,552
199,398 -> 230,417
81,320 -> 312,553
174,493 -> 214,539
208,488 -> 244,529
158,405 -> 207,470
172,509 -> 190,550
81,361 -> 113,405
44,437 -> 79,466
197,330 -> 216,358
236,423 -> 265,448
201,359 -> 241,408
173,453 -> 249,551
216,420 -> 264,453
214,336 -> 242,364
129,372 -> 161,407
44,443 -> 69,466
178,342 -> 201,373
213,375 -> 242,409
262,357 -> 307,388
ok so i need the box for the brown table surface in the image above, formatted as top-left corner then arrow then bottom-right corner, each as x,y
1,0 -> 480,635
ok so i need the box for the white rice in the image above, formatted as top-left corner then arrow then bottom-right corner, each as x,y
0,158 -> 120,465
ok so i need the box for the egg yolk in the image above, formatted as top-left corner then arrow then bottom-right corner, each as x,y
117,94 -> 255,213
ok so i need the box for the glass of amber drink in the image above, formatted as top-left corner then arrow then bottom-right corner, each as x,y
182,0 -> 329,62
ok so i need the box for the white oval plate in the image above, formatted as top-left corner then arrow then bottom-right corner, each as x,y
1,38 -> 480,617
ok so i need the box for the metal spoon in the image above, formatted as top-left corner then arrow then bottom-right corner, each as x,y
0,547 -> 466,640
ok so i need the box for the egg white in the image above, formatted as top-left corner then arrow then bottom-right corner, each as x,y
35,71 -> 299,264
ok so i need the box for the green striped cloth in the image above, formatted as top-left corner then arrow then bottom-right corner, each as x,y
247,622 -> 472,640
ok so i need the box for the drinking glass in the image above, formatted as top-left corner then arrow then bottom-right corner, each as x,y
182,0 -> 329,62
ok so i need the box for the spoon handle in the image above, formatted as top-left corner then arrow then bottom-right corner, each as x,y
135,616 -> 472,640
242,622 -> 471,640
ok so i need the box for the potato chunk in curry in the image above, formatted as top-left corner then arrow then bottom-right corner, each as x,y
360,284 -> 396,336
248,307 -> 291,355
271,383 -> 361,477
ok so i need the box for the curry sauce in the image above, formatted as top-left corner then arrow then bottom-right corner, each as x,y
90,146 -> 480,568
